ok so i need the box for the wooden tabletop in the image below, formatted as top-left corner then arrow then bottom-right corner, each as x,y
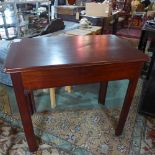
4,35 -> 148,73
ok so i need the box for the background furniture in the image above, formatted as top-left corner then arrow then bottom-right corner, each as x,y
0,0 -> 51,39
138,20 -> 155,117
49,86 -> 71,108
138,20 -> 155,79
56,5 -> 85,22
37,20 -> 80,37
139,66 -> 155,117
65,25 -> 101,35
81,10 -> 120,34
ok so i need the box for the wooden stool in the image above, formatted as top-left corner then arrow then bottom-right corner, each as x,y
0,86 -> 12,114
49,86 -> 71,109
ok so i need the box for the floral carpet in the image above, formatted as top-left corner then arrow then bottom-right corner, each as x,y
0,106 -> 137,155
0,80 -> 143,155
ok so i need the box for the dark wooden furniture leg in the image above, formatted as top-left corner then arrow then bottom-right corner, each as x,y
146,51 -> 155,80
115,78 -> 139,136
11,73 -> 38,152
101,18 -> 105,34
98,82 -> 108,104
138,30 -> 147,52
25,90 -> 36,115
112,15 -> 118,35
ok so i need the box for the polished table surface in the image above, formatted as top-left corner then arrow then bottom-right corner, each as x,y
4,35 -> 148,152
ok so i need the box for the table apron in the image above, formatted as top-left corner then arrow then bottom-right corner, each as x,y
21,62 -> 144,90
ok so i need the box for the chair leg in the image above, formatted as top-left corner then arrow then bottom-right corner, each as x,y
146,52 -> 155,80
49,88 -> 56,109
0,86 -> 12,114
65,86 -> 72,93
49,86 -> 72,109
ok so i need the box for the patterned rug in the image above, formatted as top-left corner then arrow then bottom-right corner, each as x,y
0,80 -> 142,155
139,117 -> 155,155
129,114 -> 155,155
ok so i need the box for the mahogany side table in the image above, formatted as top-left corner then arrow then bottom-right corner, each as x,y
4,35 -> 148,152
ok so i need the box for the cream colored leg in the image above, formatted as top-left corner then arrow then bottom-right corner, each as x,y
0,86 -> 12,114
49,88 -> 56,109
65,86 -> 72,93
66,0 -> 69,5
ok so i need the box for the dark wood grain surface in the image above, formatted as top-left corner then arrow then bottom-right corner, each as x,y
4,35 -> 148,73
